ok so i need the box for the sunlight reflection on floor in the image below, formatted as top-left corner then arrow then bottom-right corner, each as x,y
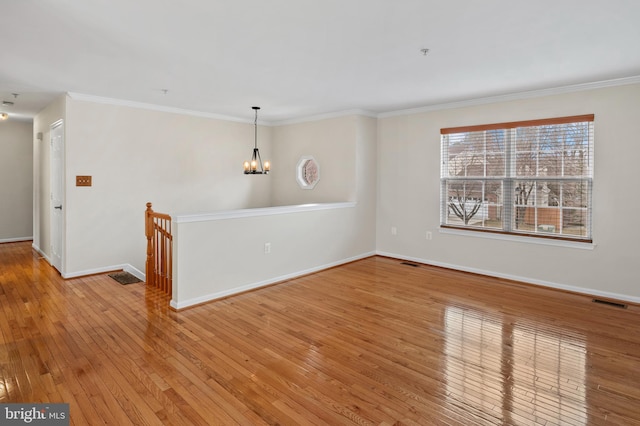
444,306 -> 587,425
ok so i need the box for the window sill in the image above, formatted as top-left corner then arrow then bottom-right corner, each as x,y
439,227 -> 595,250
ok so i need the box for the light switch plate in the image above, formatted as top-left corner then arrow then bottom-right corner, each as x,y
76,176 -> 92,187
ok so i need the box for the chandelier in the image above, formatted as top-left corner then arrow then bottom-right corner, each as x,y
243,106 -> 270,174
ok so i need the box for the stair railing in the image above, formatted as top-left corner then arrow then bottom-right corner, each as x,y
145,202 -> 173,296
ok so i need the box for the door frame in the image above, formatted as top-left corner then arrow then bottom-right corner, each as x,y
50,119 -> 64,274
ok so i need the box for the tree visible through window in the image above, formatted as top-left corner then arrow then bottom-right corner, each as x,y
440,115 -> 594,242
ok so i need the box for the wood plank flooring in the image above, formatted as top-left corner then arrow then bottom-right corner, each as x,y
1,241 -> 640,425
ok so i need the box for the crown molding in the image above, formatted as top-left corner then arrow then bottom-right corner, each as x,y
67,92 -> 377,126
271,109 -> 378,126
378,75 -> 640,118
67,75 -> 640,125
66,92 -> 255,124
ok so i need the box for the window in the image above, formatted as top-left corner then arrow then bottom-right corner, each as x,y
296,156 -> 320,189
440,115 -> 594,242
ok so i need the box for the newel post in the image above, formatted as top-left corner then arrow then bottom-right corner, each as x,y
145,202 -> 154,286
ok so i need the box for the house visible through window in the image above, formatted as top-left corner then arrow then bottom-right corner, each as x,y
440,115 -> 594,242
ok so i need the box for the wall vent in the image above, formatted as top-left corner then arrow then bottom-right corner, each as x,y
400,262 -> 419,267
592,298 -> 627,309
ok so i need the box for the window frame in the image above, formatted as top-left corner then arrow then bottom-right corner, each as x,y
440,114 -> 594,243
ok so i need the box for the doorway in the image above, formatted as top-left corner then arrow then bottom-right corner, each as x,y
50,120 -> 64,273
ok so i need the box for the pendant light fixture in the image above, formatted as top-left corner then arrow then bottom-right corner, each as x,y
1,94 -> 18,121
243,106 -> 270,174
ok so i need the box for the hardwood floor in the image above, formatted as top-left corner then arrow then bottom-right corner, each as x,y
1,241 -> 640,425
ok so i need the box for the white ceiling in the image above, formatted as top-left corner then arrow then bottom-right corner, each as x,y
2,0 -> 640,122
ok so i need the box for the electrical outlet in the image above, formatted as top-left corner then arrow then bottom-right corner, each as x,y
426,231 -> 432,240
391,226 -> 397,235
264,242 -> 271,254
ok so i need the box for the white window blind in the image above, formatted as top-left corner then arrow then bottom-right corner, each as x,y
440,115 -> 594,242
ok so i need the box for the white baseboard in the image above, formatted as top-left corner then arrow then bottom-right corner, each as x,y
63,264 -> 145,281
376,250 -> 640,305
0,236 -> 33,243
123,265 -> 145,281
24,246 -> 639,306
32,243 -> 52,264
28,243 -> 146,282
170,251 -> 376,310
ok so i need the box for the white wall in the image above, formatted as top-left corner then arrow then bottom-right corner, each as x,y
33,82 -> 638,304
48,97 -> 272,276
172,203 -> 368,308
171,114 -> 378,308
0,120 -> 33,241
376,83 -> 640,301
271,116 -> 357,205
33,94 -> 376,285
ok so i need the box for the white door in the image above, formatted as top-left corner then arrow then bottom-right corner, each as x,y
50,120 -> 64,273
